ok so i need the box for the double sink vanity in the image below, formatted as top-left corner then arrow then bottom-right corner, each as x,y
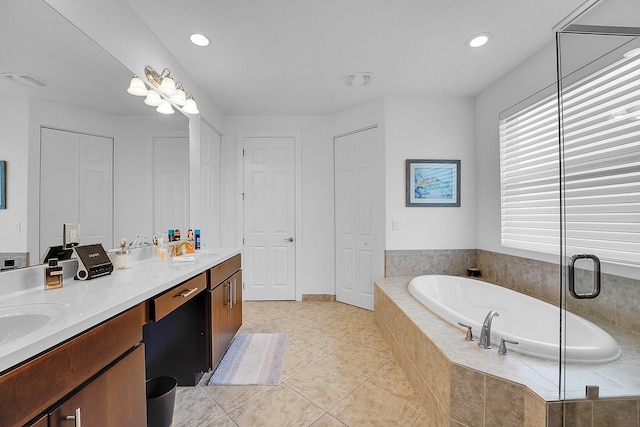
0,248 -> 242,426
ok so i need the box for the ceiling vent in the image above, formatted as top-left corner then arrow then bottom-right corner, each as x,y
345,72 -> 373,86
1,73 -> 46,87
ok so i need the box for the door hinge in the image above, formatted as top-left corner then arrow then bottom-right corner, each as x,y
242,192 -> 245,200
242,149 -> 245,156
242,238 -> 244,245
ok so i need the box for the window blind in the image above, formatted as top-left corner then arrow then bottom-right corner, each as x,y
500,51 -> 640,267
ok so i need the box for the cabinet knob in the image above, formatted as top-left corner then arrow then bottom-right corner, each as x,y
64,408 -> 82,427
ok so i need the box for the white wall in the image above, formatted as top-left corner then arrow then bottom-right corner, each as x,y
384,96 -> 476,250
0,96 -> 29,252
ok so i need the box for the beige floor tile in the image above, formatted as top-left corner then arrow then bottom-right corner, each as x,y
329,381 -> 422,426
176,301 -> 420,427
310,413 -> 348,427
289,327 -> 351,357
201,384 -> 273,413
200,415 -> 240,427
282,342 -> 321,379
285,357 -> 366,411
323,341 -> 389,377
355,329 -> 394,356
369,361 -> 424,408
227,384 -> 324,427
173,386 -> 226,427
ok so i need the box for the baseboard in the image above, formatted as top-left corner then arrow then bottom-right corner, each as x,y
301,294 -> 336,302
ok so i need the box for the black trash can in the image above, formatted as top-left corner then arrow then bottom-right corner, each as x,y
146,376 -> 177,427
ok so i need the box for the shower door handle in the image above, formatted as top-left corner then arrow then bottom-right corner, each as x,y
568,254 -> 601,299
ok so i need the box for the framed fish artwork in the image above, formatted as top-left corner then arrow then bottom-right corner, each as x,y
406,159 -> 460,207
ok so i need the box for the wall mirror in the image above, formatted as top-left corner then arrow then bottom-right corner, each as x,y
0,0 -> 189,270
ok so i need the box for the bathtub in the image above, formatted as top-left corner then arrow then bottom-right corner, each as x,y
408,275 -> 621,364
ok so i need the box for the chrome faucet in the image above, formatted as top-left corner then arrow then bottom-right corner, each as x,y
478,310 -> 500,349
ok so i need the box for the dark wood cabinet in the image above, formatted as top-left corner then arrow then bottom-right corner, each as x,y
5,253 -> 242,427
208,254 -> 242,369
0,305 -> 144,427
49,345 -> 146,427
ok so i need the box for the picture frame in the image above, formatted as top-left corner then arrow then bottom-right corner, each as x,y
0,161 -> 5,209
406,159 -> 460,207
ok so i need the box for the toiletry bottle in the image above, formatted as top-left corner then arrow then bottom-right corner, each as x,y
174,228 -> 181,241
168,229 -> 174,242
45,258 -> 63,290
195,229 -> 201,249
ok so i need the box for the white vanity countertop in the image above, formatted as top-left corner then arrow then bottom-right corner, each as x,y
0,248 -> 241,373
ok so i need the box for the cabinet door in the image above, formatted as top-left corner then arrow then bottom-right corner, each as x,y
49,345 -> 146,427
210,282 -> 230,368
28,414 -> 48,427
229,270 -> 243,340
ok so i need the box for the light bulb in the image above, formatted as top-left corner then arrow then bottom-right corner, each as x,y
156,100 -> 175,114
159,75 -> 177,96
171,87 -> 187,107
127,76 -> 147,96
144,90 -> 163,106
181,97 -> 199,115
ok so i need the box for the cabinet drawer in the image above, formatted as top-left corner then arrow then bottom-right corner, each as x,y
209,254 -> 241,289
152,273 -> 206,321
0,304 -> 143,427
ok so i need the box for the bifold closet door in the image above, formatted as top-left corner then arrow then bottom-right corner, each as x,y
334,127 -> 383,311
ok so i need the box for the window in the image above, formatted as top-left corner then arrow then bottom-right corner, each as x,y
500,49 -> 640,267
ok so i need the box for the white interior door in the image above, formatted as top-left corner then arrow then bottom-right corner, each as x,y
153,137 -> 189,237
40,128 -> 113,256
200,123 -> 222,248
243,135 -> 296,300
335,127 -> 383,310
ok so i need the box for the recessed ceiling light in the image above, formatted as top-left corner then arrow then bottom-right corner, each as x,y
190,33 -> 210,47
467,33 -> 491,48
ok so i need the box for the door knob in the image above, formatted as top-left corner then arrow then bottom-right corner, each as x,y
284,237 -> 295,242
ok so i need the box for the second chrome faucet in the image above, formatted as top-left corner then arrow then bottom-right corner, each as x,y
478,310 -> 500,349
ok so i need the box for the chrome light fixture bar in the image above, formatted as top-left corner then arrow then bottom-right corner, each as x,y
126,66 -> 200,115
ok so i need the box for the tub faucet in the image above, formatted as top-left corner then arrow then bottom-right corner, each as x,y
478,310 -> 500,349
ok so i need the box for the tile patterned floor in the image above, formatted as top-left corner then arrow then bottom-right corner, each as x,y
172,301 -> 427,426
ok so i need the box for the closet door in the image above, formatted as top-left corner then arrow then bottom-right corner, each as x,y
40,128 -> 113,256
334,127 -> 384,310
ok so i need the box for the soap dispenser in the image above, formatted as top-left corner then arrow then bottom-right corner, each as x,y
45,258 -> 63,290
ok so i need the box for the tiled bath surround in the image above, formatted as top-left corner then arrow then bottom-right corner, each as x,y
381,249 -> 640,426
385,249 -> 640,337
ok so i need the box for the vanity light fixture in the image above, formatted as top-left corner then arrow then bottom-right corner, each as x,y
467,33 -> 491,48
126,65 -> 200,115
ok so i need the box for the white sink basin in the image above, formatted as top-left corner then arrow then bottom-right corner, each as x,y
0,303 -> 70,345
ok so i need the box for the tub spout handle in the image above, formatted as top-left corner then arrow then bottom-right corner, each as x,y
457,322 -> 475,341
498,338 -> 518,355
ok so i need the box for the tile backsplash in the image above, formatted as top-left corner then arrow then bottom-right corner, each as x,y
385,248 -> 640,336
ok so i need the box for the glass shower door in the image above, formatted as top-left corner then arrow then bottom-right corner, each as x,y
556,25 -> 640,414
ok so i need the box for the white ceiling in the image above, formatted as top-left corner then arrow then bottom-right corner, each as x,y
127,0 -> 587,116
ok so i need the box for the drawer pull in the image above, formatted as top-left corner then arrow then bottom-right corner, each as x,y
176,287 -> 199,298
64,408 -> 82,426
